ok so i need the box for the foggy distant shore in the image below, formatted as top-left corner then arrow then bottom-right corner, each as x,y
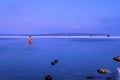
0,35 -> 120,39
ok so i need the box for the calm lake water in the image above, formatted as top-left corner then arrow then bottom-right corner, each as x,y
0,38 -> 120,80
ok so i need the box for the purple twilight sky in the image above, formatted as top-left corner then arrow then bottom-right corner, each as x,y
0,0 -> 120,35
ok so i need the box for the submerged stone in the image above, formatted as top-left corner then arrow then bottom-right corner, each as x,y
105,77 -> 113,80
113,56 -> 120,62
54,59 -> 58,63
45,75 -> 53,80
86,75 -> 96,79
97,68 -> 109,74
51,61 -> 56,66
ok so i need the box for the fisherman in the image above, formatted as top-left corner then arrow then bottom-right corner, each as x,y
28,36 -> 33,46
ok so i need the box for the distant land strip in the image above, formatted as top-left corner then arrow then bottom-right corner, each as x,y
0,33 -> 111,36
0,36 -> 120,39
0,33 -> 120,38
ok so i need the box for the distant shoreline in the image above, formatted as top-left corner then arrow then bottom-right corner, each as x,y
0,36 -> 120,39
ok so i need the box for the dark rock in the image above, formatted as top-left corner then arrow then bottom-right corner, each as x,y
45,75 -> 53,80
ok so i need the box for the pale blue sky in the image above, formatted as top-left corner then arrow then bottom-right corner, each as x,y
0,0 -> 120,35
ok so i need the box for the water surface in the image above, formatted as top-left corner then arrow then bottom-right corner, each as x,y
0,38 -> 120,80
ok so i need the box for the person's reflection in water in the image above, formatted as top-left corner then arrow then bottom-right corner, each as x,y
28,36 -> 33,47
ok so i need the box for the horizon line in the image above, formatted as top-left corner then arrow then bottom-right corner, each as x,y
0,33 -> 115,36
